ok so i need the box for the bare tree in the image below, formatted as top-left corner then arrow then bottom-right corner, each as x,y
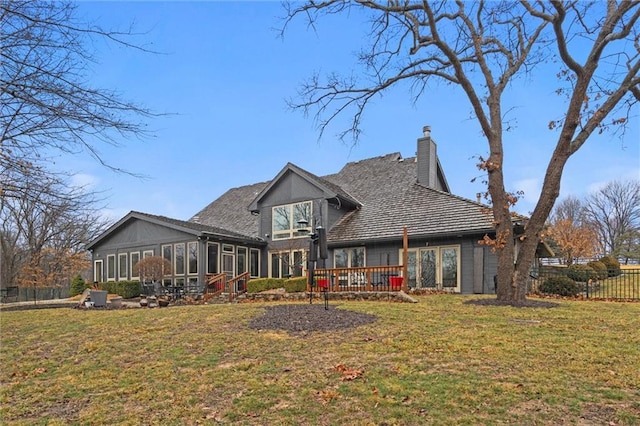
584,179 -> 640,259
1,0 -> 157,201
134,256 -> 172,284
282,1 -> 640,304
0,171 -> 111,288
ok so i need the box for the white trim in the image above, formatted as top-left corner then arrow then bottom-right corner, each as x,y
130,252 -> 141,280
94,259 -> 104,283
268,249 -> 307,278
161,245 -> 172,276
206,242 -> 220,274
236,246 -> 248,275
118,253 -> 128,280
174,243 -> 186,275
106,254 -> 116,281
401,245 -> 461,292
271,201 -> 312,240
250,248 -> 261,278
188,241 -> 198,275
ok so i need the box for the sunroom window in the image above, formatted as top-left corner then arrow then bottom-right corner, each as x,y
272,201 -> 312,240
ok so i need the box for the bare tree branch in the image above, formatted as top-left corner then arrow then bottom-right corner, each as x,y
282,0 -> 640,304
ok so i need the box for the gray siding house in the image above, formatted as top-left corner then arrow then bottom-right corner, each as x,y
87,127 -> 522,294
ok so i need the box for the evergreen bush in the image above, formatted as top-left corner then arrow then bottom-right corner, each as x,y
566,264 -> 597,282
538,276 -> 581,297
70,274 -> 88,296
586,261 -> 608,280
99,280 -> 141,299
599,255 -> 622,277
284,277 -> 307,293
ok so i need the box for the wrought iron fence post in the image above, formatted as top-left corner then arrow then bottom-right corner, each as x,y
585,273 -> 589,299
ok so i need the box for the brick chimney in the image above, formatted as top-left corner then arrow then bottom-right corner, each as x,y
417,126 -> 437,188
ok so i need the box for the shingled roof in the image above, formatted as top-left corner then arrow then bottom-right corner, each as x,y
86,210 -> 263,250
190,152 -> 495,244
190,181 -> 267,238
247,162 -> 361,213
322,153 -> 494,243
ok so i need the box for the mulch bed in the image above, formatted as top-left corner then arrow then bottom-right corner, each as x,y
247,304 -> 378,334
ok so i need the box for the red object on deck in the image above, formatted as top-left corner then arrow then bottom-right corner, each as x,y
389,276 -> 403,288
317,279 -> 330,288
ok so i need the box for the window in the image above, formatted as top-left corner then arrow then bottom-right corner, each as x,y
175,243 -> 185,275
272,201 -> 312,240
107,255 -> 116,281
143,250 -> 154,258
207,243 -> 219,274
237,247 -> 247,275
130,252 -> 140,279
162,245 -> 172,276
118,253 -> 128,280
334,247 -> 365,268
333,247 -> 365,286
269,249 -> 306,278
250,248 -> 260,278
222,244 -> 234,277
403,245 -> 460,291
94,260 -> 103,283
188,242 -> 198,275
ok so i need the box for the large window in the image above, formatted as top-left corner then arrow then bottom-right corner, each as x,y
207,242 -> 219,274
162,245 -> 172,276
334,247 -> 366,268
188,242 -> 198,275
118,253 -> 128,280
106,254 -> 116,281
237,247 -> 247,275
94,260 -> 103,283
269,250 -> 305,278
250,248 -> 260,278
403,245 -> 460,292
130,252 -> 140,279
175,243 -> 185,275
272,201 -> 312,240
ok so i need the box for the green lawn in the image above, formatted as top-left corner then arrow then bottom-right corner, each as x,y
1,295 -> 639,425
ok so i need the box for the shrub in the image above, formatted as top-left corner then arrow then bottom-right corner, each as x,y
566,264 -> 597,282
599,255 -> 621,277
586,261 -> 608,280
247,278 -> 285,293
247,277 -> 308,293
99,280 -> 141,299
539,276 -> 581,297
70,274 -> 88,296
284,277 -> 307,293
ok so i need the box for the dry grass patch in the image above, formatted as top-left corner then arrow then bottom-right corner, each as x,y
1,295 -> 639,425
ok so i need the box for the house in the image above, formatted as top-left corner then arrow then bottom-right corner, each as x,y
86,127 -> 520,294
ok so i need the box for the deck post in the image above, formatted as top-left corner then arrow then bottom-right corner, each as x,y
403,226 -> 408,292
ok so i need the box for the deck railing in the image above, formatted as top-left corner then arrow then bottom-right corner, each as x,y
309,265 -> 406,292
205,272 -> 250,302
227,272 -> 250,302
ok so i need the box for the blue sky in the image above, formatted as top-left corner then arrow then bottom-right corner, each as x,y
62,1 -> 639,222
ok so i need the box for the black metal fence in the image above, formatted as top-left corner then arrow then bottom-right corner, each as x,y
0,286 -> 70,303
530,267 -> 640,300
